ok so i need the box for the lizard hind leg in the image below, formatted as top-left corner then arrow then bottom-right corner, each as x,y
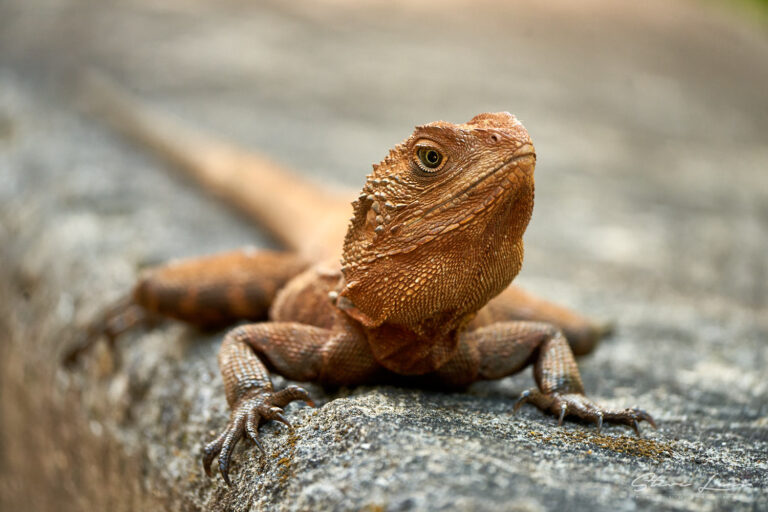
460,321 -> 655,435
63,249 -> 309,365
471,285 -> 614,356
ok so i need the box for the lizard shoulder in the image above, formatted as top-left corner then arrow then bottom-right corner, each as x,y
269,261 -> 343,329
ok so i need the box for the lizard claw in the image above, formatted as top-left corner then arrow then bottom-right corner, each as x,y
270,384 -> 316,408
513,388 -> 535,414
202,430 -> 227,478
259,405 -> 292,428
603,406 -> 656,434
202,386 -> 313,486
514,390 -> 656,436
244,410 -> 266,455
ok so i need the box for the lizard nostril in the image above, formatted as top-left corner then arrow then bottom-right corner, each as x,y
490,133 -> 501,143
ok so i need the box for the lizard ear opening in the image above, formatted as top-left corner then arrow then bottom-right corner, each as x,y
344,195 -> 377,251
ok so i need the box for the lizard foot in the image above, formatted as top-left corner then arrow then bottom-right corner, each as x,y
202,385 -> 315,486
513,388 -> 655,435
62,295 -> 154,367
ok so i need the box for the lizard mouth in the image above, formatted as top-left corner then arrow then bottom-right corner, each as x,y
418,149 -> 536,221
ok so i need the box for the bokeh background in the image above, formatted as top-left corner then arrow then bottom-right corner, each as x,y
0,0 -> 766,510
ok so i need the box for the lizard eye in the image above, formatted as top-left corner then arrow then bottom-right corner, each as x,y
416,147 -> 444,171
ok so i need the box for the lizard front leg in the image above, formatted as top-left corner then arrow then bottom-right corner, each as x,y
204,320 -> 379,485
438,322 -> 654,433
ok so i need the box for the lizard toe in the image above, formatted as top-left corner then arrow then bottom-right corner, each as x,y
517,390 -> 656,436
244,410 -> 266,455
218,428 -> 242,487
548,393 -> 603,427
258,405 -> 291,428
513,388 -> 545,414
202,430 -> 226,478
202,386 -> 315,485
603,407 -> 656,436
268,385 -> 315,408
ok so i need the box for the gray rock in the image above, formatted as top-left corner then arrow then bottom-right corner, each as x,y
0,1 -> 766,511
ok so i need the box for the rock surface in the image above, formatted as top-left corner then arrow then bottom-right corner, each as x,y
0,0 -> 766,510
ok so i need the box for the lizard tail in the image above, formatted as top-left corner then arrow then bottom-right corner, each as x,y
81,71 -> 351,261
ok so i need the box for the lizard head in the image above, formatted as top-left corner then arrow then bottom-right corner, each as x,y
339,112 -> 536,333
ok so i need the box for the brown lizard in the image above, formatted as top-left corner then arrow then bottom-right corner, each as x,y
68,80 -> 654,486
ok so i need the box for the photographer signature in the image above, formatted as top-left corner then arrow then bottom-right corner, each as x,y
632,472 -> 751,493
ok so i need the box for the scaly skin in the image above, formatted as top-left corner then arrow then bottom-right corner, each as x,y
69,85 -> 655,487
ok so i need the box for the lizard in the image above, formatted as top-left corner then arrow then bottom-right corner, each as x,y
67,80 -> 655,486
